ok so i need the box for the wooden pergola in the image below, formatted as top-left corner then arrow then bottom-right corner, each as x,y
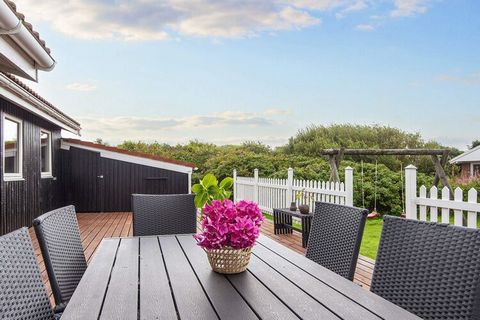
321,148 -> 453,195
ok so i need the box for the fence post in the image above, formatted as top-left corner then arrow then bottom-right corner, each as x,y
345,166 -> 353,206
188,171 -> 192,194
253,169 -> 259,204
286,168 -> 294,206
233,169 -> 237,203
405,165 -> 417,220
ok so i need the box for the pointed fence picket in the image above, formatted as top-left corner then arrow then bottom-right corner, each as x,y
405,165 -> 480,228
233,167 -> 353,214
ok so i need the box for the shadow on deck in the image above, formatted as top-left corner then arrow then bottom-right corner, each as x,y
30,212 -> 373,304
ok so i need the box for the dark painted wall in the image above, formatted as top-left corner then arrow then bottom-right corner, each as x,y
0,97 -> 63,235
60,147 -> 189,212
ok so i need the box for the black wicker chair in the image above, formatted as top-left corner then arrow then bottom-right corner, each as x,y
33,205 -> 87,312
371,216 -> 480,320
132,193 -> 197,236
305,201 -> 368,280
0,227 -> 57,320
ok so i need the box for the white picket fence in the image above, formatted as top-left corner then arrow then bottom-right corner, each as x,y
405,165 -> 480,228
233,167 -> 353,214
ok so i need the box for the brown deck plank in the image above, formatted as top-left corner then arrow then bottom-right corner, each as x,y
30,211 -> 374,304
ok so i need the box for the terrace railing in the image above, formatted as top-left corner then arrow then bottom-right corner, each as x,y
405,165 -> 480,228
233,167 -> 353,214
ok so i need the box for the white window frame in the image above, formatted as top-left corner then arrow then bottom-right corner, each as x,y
2,113 -> 23,181
40,129 -> 53,178
471,162 -> 480,178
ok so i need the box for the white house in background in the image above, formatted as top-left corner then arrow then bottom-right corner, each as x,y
450,145 -> 480,179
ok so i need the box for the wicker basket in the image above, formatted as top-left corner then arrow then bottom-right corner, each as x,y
206,246 -> 252,274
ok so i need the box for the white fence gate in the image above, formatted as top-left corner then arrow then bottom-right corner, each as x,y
233,167 -> 353,214
405,165 -> 480,228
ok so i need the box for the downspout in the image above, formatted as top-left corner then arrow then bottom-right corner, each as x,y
0,1 -> 56,73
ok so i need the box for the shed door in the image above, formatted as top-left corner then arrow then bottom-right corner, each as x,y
70,147 -> 104,212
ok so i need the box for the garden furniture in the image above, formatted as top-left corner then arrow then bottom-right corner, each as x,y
60,233 -> 420,320
371,216 -> 480,320
33,205 -> 87,312
0,227 -> 60,320
273,207 -> 313,247
131,193 -> 196,236
306,201 -> 368,280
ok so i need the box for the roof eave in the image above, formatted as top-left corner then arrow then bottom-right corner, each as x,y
0,72 -> 81,134
449,145 -> 480,164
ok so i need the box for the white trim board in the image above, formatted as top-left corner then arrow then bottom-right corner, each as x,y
61,140 -> 193,174
0,73 -> 80,134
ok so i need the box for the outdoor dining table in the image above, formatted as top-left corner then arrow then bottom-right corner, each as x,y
61,234 -> 420,320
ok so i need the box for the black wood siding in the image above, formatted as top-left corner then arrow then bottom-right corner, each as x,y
0,97 -> 63,235
61,147 -> 189,212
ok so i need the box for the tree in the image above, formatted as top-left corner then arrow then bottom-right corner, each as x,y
470,140 -> 480,149
94,138 -> 109,146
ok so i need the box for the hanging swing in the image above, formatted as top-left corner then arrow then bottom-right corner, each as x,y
367,160 -> 380,219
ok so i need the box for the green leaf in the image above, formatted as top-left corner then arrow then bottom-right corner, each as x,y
191,183 -> 203,194
219,177 -> 233,190
224,191 -> 232,199
194,192 -> 209,208
202,174 -> 218,188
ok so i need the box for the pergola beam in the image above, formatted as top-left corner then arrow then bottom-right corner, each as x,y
322,149 -> 452,192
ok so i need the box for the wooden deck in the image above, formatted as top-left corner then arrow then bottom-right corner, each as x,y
30,212 -> 373,305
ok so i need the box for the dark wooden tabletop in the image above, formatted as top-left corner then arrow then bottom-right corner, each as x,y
61,234 -> 420,320
274,208 -> 314,217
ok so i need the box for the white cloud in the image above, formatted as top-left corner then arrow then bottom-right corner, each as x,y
335,1 -> 368,18
355,24 -> 375,31
14,0 -> 438,40
264,108 -> 292,116
15,0 -> 325,41
391,0 -> 430,17
66,82 -> 97,92
435,72 -> 480,85
74,110 -> 293,145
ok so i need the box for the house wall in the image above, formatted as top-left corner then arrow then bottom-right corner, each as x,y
60,147 -> 189,212
0,97 -> 63,235
460,163 -> 471,179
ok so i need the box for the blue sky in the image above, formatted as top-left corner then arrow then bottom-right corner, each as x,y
19,0 -> 480,150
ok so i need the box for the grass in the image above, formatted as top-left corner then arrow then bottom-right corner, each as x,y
359,218 -> 383,259
264,212 -> 383,260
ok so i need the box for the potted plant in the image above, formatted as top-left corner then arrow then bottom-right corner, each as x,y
295,189 -> 313,214
192,174 -> 264,274
289,201 -> 297,211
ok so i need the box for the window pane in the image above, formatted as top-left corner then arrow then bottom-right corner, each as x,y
41,131 -> 50,173
4,118 -> 19,174
474,165 -> 480,177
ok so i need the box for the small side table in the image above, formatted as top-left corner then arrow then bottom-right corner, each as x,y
273,208 -> 314,248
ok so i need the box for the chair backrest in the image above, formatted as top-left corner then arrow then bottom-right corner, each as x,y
0,227 -> 55,320
305,201 -> 368,280
371,216 -> 480,320
132,193 -> 197,236
33,205 -> 87,308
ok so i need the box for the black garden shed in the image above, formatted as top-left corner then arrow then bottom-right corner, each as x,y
60,139 -> 196,213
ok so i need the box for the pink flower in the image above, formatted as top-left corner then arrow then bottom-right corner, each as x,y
195,199 -> 264,250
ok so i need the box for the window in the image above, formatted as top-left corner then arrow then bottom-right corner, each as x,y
3,114 -> 22,180
40,129 -> 52,177
473,164 -> 480,178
